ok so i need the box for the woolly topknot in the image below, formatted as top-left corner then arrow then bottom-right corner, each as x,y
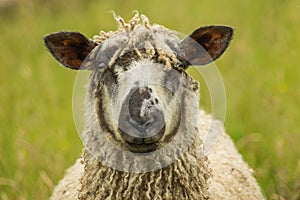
93,11 -> 152,43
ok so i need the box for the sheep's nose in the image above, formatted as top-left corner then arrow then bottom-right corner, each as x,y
118,87 -> 165,147
121,110 -> 165,145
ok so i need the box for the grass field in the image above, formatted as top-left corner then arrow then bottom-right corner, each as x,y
0,0 -> 299,199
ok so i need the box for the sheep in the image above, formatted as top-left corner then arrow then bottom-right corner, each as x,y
44,12 -> 264,200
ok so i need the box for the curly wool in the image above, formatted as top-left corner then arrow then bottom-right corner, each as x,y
89,11 -> 185,71
78,145 -> 211,200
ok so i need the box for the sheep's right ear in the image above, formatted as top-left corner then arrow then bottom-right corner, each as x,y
44,32 -> 98,70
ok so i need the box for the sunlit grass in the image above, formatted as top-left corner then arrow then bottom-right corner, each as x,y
0,0 -> 299,199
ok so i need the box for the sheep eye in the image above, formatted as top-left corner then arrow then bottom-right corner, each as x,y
175,63 -> 186,71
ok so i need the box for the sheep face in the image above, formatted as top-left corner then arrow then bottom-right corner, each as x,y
44,19 -> 233,165
96,59 -> 185,153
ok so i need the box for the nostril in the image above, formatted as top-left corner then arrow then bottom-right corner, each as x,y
145,122 -> 151,127
144,118 -> 154,128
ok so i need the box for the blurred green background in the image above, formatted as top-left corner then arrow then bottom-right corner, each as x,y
0,0 -> 299,199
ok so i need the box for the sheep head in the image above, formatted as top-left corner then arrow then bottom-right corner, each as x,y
44,16 -> 233,172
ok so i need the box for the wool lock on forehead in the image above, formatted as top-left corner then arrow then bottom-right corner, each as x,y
84,12 -> 187,72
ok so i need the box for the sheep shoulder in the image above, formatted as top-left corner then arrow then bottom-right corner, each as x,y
208,131 -> 264,199
50,158 -> 83,200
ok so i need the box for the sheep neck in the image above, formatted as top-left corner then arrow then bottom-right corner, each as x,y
78,141 -> 211,200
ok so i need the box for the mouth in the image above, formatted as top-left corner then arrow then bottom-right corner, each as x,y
118,122 -> 165,153
125,141 -> 159,153
118,128 -> 163,153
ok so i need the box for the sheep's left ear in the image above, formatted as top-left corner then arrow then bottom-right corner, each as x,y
180,26 -> 233,66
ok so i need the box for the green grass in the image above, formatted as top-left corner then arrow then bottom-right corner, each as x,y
0,0 -> 299,199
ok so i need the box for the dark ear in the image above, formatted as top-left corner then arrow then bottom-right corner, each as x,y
180,26 -> 233,65
44,32 -> 98,70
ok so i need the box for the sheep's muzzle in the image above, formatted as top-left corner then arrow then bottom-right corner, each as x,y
118,87 -> 165,153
